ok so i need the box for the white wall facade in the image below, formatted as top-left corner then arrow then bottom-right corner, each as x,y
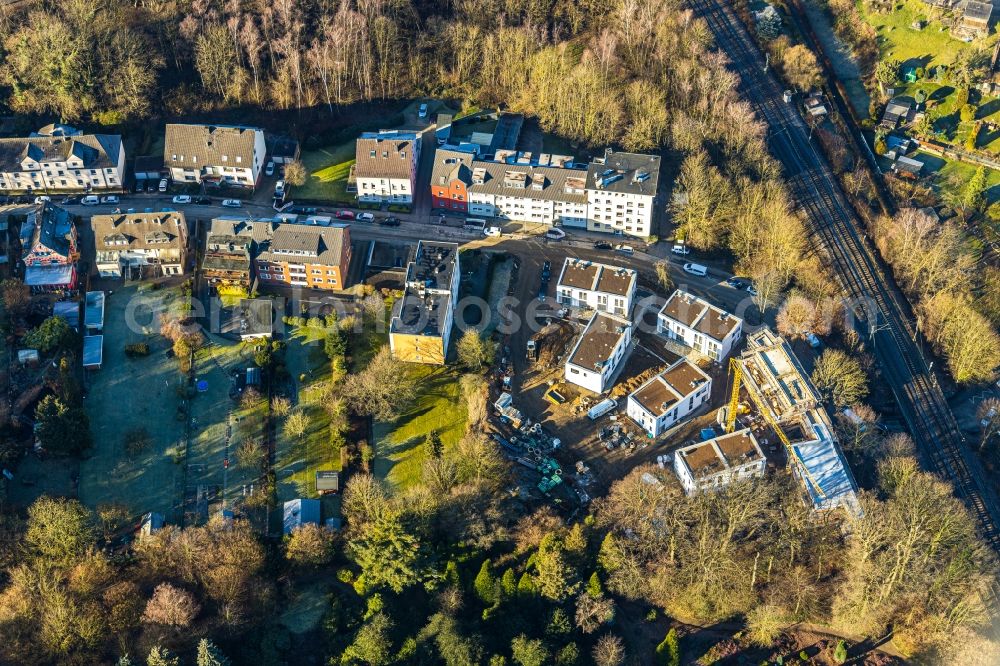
0,142 -> 125,192
564,324 -> 631,394
357,175 -> 414,203
626,378 -> 711,438
169,130 -> 265,187
674,446 -> 765,495
586,189 -> 654,237
657,311 -> 742,362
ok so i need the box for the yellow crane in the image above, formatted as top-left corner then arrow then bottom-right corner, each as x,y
725,357 -> 826,499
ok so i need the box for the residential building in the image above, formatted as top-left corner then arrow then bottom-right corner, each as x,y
556,258 -> 637,317
0,127 -> 125,192
657,290 -> 743,361
626,359 -> 712,438
390,241 -> 461,364
255,224 -> 351,291
20,203 -> 77,292
957,0 -> 993,38
564,312 -> 633,394
90,211 -> 189,278
585,149 -> 660,237
163,124 -> 266,187
283,499 -> 320,534
673,429 -> 766,495
202,217 -> 274,287
355,131 -> 421,204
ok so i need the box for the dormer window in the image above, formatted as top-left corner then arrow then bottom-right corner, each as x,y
222,155 -> 228,162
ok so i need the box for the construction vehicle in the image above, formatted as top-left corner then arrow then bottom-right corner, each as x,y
725,357 -> 826,499
526,339 -> 538,362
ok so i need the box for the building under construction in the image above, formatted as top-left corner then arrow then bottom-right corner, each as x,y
729,328 -> 860,517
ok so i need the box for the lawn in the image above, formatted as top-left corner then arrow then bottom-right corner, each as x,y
295,142 -> 356,203
274,326 -> 338,507
863,0 -> 988,70
80,284 -> 189,521
373,364 -> 468,489
917,150 -> 1000,203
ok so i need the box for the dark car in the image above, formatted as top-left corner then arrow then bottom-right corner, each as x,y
379,216 -> 401,227
292,206 -> 319,215
593,241 -> 613,250
62,195 -> 81,205
194,197 -> 212,205
725,276 -> 748,289
541,261 -> 551,281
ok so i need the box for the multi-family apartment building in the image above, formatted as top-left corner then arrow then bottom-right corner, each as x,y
564,312 -> 633,394
0,125 -> 125,192
164,124 -> 266,187
202,217 -> 275,287
657,290 -> 743,361
674,429 -> 766,495
390,241 -> 461,365
555,258 -> 637,317
585,149 -> 659,237
255,224 -> 352,291
626,359 -> 712,438
355,131 -> 421,204
21,203 -> 77,291
90,211 -> 189,278
430,148 -> 660,237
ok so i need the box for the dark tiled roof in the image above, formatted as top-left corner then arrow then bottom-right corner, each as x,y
0,134 -> 121,172
660,290 -> 740,341
91,212 -> 186,253
164,124 -> 261,169
568,313 -> 630,372
557,258 -> 635,297
631,360 -> 710,416
257,224 -> 350,267
355,132 -> 418,180
25,203 -> 74,259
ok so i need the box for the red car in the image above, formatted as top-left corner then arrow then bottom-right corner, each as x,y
335,210 -> 355,220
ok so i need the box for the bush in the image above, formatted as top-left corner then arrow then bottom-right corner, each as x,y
124,343 -> 150,357
960,103 -> 977,122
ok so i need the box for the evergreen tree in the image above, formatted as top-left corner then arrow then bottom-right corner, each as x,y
587,572 -> 603,598
197,639 -> 231,666
445,559 -> 461,587
146,646 -> 180,666
833,640 -> 848,664
963,166 -> 989,212
117,657 -> 134,666
555,642 -> 581,665
474,559 -> 497,605
500,568 -> 518,598
517,571 -> 538,597
655,628 -> 681,666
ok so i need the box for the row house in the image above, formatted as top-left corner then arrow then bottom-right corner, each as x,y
164,124 -> 266,187
21,203 -> 78,292
657,290 -> 743,361
555,258 -> 637,317
430,148 -> 659,237
355,131 -> 421,204
255,224 -> 352,291
390,241 -> 461,365
90,212 -> 189,279
564,312 -> 633,394
202,218 -> 275,288
0,125 -> 125,192
626,359 -> 712,438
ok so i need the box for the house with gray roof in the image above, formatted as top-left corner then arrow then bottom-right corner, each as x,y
255,223 -> 352,291
586,149 -> 660,237
0,127 -> 124,193
564,312 -> 633,394
555,258 -> 637,317
390,241 -> 460,365
203,217 -> 276,287
90,211 -> 189,279
657,290 -> 743,361
164,124 -> 266,187
21,203 -> 78,292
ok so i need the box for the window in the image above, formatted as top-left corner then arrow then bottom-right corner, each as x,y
261,273 -> 271,280
222,155 -> 228,162
235,156 -> 242,163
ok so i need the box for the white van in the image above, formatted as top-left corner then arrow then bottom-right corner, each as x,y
81,195 -> 100,206
683,262 -> 707,277
484,226 -> 502,237
588,398 -> 617,421
158,178 -> 168,193
463,217 -> 486,231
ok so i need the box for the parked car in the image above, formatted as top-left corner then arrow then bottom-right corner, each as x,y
172,195 -> 192,204
101,195 -> 120,204
745,284 -> 758,297
671,243 -> 690,255
158,178 -> 169,192
725,276 -> 748,289
194,197 -> 212,205
291,206 -> 318,215
484,226 -> 502,237
62,196 -> 80,205
593,240 -> 613,250
221,199 -> 242,208
544,227 -> 566,240
806,332 -> 822,349
335,210 -> 355,220
274,180 -> 285,197
418,103 -> 429,118
541,261 -> 551,281
81,195 -> 100,206
265,161 -> 275,176
379,216 -> 401,227
683,263 -> 707,276
615,244 -> 635,255
34,196 -> 51,204
357,212 -> 375,222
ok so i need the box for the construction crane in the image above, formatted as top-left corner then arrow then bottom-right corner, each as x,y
725,357 -> 826,499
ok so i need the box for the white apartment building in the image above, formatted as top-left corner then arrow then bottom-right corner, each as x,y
90,211 -> 189,278
674,429 -> 766,495
657,290 -> 743,361
355,131 -> 421,204
564,312 -> 633,394
0,127 -> 125,192
626,359 -> 712,438
556,258 -> 637,317
586,149 -> 659,238
164,124 -> 266,187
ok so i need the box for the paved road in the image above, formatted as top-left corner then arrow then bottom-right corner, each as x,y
687,0 -> 1000,553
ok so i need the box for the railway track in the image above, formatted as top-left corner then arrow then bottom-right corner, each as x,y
686,0 -> 1000,552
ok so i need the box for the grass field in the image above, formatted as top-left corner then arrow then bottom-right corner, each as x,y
295,142 -> 356,203
916,150 -> 1000,203
373,364 -> 468,489
863,0 -> 985,69
80,285 -> 189,521
274,326 -> 338,506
